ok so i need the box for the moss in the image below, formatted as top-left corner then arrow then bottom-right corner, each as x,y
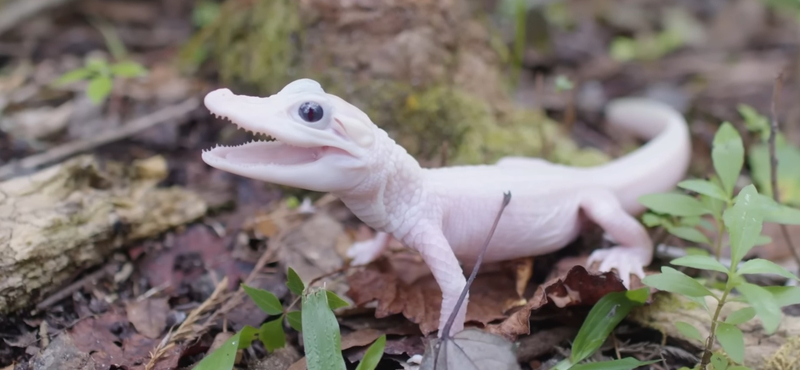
179,0 -> 302,94
184,0 -> 610,180
326,80 -> 609,167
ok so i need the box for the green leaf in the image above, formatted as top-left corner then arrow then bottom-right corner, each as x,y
286,268 -> 305,295
355,335 -> 386,370
712,122 -> 745,197
639,193 -> 710,217
728,366 -> 752,370
54,68 -> 94,86
569,358 -> 660,370
725,307 -> 755,325
670,255 -> 729,274
237,325 -> 260,349
763,286 -> 800,307
642,267 -> 716,298
642,212 -> 665,227
569,288 -> 648,363
736,283 -> 781,334
678,179 -> 729,201
711,352 -> 729,370
86,76 -> 113,104
675,321 -> 704,343
738,104 -> 769,139
667,226 -> 711,244
302,289 -> 347,370
755,235 -> 772,246
554,75 -> 574,91
685,247 -> 711,257
85,57 -> 109,73
326,290 -> 350,310
286,310 -> 303,332
109,60 -> 148,77
716,323 -> 744,364
259,317 -> 286,352
724,185 -> 764,267
242,285 -> 283,315
192,327 -> 257,370
738,258 -> 799,281
758,195 -> 800,225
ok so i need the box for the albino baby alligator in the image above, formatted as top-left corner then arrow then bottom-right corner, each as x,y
201,79 -> 691,336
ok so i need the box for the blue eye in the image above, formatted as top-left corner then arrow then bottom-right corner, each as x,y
298,102 -> 324,122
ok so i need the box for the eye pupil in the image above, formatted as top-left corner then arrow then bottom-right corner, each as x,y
298,102 -> 324,122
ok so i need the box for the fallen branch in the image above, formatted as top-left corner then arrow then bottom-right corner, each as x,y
0,97 -> 200,181
0,154 -> 207,314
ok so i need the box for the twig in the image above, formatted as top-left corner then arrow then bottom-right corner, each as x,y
0,0 -> 76,36
0,97 -> 200,181
767,72 -> 800,274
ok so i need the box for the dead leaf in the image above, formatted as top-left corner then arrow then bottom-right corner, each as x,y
67,309 -> 182,370
2,331 -> 36,348
126,298 -> 169,339
346,254 -> 522,335
420,328 -> 521,370
136,225 -> 253,293
487,264 -> 646,339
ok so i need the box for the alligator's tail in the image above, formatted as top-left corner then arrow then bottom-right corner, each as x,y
586,98 -> 692,214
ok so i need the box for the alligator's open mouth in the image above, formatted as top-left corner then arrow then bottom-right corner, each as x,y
203,140 -> 327,167
202,113 -> 353,168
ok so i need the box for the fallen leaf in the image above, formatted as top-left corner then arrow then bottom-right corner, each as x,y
67,309 -> 182,370
346,254 -> 522,335
487,264 -> 646,339
136,225 -> 253,293
420,328 -> 521,370
126,298 -> 169,339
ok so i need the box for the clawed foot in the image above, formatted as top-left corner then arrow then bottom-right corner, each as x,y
587,246 -> 648,289
346,232 -> 390,266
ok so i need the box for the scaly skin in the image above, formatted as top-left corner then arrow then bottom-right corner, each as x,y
201,79 -> 692,337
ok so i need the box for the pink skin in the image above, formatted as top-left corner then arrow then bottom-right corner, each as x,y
202,79 -> 692,337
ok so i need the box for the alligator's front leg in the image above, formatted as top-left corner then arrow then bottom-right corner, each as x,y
404,225 -> 467,337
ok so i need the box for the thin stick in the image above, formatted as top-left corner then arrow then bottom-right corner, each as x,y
767,72 -> 800,274
0,97 -> 199,181
440,191 -> 512,339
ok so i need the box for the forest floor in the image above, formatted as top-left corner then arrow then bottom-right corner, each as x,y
1,0 -> 799,369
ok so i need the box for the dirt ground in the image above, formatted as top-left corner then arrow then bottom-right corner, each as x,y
1,0 -> 799,369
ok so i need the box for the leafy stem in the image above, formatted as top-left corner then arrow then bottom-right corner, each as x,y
700,285 -> 731,370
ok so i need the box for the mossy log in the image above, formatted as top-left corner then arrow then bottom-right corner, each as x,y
183,0 -> 609,167
0,155 -> 207,314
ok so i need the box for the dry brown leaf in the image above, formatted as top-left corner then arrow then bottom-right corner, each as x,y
487,264 -> 646,339
126,298 -> 169,339
136,225 -> 251,293
346,254 -> 522,335
67,309 -> 182,370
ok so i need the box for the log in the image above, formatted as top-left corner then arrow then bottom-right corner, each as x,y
0,154 -> 207,314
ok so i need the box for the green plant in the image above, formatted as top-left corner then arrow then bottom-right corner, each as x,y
637,121 -> 800,369
739,104 -> 800,206
53,22 -> 148,104
54,57 -> 147,104
553,288 -> 659,370
192,267 -> 385,370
